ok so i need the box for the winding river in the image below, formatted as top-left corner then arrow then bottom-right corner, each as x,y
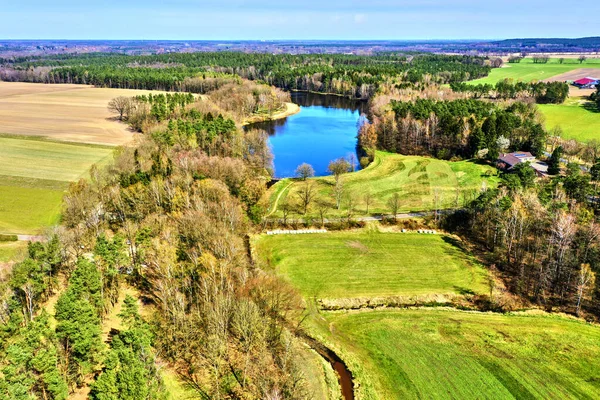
248,92 -> 367,178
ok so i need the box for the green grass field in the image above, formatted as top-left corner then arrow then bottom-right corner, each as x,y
313,309 -> 600,400
265,152 -> 499,218
0,241 -> 27,264
469,57 -> 600,85
539,97 -> 600,142
0,135 -> 114,234
255,230 -> 489,301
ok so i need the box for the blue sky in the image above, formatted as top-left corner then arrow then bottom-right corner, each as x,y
2,0 -> 598,40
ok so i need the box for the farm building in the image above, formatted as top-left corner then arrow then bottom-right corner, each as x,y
497,152 -> 548,177
572,77 -> 599,89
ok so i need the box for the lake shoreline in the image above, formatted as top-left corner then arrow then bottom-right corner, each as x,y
242,102 -> 301,125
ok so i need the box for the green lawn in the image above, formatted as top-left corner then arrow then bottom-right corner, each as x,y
0,241 -> 27,263
539,98 -> 600,142
315,309 -> 600,400
265,151 -> 499,218
255,230 -> 489,301
0,136 -> 114,234
0,183 -> 64,234
0,136 -> 113,182
469,57 -> 600,85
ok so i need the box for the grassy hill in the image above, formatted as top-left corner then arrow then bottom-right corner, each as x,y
265,151 -> 499,218
312,309 -> 600,400
255,230 -> 489,302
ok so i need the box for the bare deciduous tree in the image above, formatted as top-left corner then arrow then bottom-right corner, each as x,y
328,158 -> 351,185
576,263 -> 595,315
364,190 -> 373,214
295,163 -> 315,181
387,192 -> 400,221
108,96 -> 132,120
296,182 -> 316,214
333,179 -> 344,210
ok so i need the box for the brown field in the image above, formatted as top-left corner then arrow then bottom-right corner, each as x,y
543,68 -> 600,82
0,82 -> 162,146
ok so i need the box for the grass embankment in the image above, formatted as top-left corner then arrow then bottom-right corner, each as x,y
265,151 -> 499,218
539,97 -> 600,142
255,229 -> 489,303
469,57 -> 600,85
0,241 -> 27,264
0,136 -> 113,234
311,309 -> 600,400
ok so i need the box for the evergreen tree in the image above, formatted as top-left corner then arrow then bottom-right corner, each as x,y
548,146 -> 563,175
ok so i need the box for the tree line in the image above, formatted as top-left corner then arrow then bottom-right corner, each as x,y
445,160 -> 600,316
359,98 -> 546,160
0,52 -> 492,99
450,79 -> 569,104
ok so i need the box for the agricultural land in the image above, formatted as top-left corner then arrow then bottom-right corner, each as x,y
469,57 -> 600,85
0,82 -> 150,235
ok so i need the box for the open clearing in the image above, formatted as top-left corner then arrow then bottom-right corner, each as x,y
0,81 -> 160,145
0,135 -> 114,234
254,230 -> 489,301
539,96 -> 600,142
312,309 -> 600,399
265,151 -> 499,218
469,57 -> 600,85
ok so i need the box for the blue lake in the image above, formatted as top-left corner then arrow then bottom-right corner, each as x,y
247,92 -> 367,178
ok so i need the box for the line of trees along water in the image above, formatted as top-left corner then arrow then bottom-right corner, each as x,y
0,52 -> 492,98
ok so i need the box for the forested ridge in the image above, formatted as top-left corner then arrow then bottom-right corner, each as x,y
0,52 -> 491,98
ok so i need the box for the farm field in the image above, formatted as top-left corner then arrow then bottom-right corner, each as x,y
254,230 -> 489,301
0,81 -> 160,145
469,57 -> 600,85
0,135 -> 114,234
538,97 -> 600,142
311,309 -> 600,400
265,151 -> 499,218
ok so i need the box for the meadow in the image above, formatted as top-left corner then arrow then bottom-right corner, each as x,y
469,57 -> 600,85
0,135 -> 114,234
265,151 -> 499,218
538,97 -> 600,142
254,229 -> 489,301
313,309 -> 600,400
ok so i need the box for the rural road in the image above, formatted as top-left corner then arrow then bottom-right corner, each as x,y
16,234 -> 45,242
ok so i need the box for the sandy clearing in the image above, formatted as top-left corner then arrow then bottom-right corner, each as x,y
543,68 -> 600,82
0,82 -> 164,146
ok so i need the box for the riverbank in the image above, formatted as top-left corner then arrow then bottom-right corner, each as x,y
242,102 -> 300,125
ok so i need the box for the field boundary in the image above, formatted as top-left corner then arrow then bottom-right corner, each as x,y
0,132 -> 119,150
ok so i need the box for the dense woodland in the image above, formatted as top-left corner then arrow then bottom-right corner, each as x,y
447,160 -> 600,315
359,98 -> 546,160
0,52 -> 491,99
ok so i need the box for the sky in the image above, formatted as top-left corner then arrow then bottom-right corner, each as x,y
2,0 -> 599,40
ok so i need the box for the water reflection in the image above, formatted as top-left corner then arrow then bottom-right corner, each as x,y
247,92 -> 367,178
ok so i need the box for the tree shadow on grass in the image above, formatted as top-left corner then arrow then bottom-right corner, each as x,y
581,101 -> 600,114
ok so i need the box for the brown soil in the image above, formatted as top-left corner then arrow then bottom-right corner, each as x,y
543,68 -> 600,82
0,82 -> 163,146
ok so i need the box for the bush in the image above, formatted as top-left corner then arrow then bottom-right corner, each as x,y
0,234 -> 18,242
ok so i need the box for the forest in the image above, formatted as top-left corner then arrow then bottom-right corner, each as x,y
0,53 -> 492,99
0,85 -> 307,398
359,98 -> 546,160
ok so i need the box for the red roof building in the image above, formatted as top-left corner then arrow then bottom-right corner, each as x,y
573,77 -> 599,88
